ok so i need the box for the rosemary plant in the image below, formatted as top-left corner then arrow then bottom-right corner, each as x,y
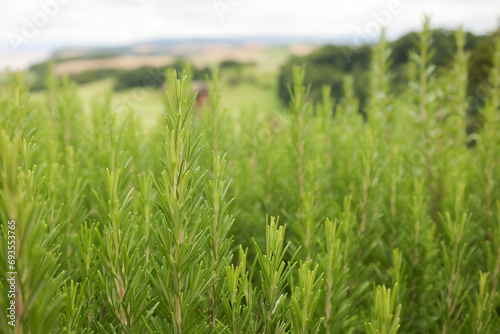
1,20 -> 500,334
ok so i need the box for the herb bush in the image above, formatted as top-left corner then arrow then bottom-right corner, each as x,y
1,21 -> 500,333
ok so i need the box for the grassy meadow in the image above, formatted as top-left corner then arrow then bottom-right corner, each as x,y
29,49 -> 285,129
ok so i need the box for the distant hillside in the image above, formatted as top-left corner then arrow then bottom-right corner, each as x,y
26,40 -> 316,91
278,29 -> 500,114
49,36 -> 338,60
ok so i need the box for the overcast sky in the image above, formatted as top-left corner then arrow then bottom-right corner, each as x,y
1,0 -> 499,69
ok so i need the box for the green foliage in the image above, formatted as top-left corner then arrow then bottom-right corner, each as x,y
321,219 -> 356,334
2,21 -> 500,334
364,284 -> 401,334
253,217 -> 296,334
27,60 -> 210,92
278,27 -> 500,117
290,262 -> 323,334
114,66 -> 166,91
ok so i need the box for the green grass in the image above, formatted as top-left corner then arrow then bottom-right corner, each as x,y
29,68 -> 282,129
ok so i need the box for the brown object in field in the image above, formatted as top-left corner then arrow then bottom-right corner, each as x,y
192,80 -> 209,108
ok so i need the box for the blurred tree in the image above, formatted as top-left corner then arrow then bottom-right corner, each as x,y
278,29 -> 500,122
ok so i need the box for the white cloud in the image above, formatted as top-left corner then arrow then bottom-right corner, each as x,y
0,0 -> 499,69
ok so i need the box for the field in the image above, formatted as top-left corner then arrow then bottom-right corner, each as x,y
1,23 -> 500,334
30,43 -> 292,128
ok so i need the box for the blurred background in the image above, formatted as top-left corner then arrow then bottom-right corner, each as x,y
1,0 -> 499,126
